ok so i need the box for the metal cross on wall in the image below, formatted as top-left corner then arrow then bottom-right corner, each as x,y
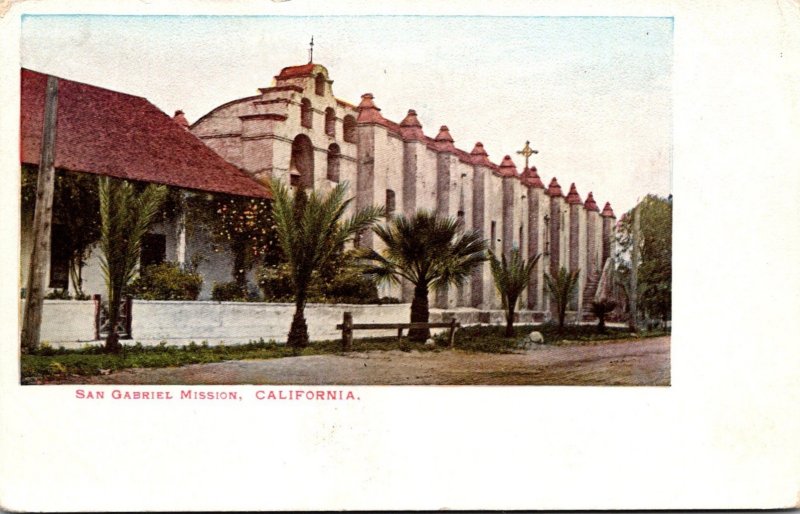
516,140 -> 538,169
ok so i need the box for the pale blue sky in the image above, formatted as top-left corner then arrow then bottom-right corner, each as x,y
21,15 -> 672,214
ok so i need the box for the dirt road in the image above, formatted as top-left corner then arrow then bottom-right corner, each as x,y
69,336 -> 670,386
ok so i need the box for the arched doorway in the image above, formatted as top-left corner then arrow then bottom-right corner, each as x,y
290,134 -> 314,189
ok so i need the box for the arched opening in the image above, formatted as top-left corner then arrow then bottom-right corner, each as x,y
386,189 -> 396,216
300,98 -> 312,129
343,115 -> 357,143
327,143 -> 341,183
325,108 -> 336,137
290,134 -> 314,189
315,73 -> 325,96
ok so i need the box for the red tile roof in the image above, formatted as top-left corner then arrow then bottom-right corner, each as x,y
584,192 -> 599,211
566,182 -> 583,204
21,69 -> 270,198
434,126 -> 456,152
275,63 -> 316,80
601,202 -> 616,218
356,93 -> 384,123
546,177 -> 564,197
496,155 -> 518,177
399,109 -> 425,141
520,166 -> 545,189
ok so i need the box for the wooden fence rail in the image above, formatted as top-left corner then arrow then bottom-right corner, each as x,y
336,311 -> 459,351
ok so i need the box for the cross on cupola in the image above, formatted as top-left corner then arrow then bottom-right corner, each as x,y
516,140 -> 538,169
308,36 -> 314,63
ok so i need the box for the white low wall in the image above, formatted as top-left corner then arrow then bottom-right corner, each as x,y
130,301 -> 413,344
38,300 -> 97,343
36,299 -> 549,347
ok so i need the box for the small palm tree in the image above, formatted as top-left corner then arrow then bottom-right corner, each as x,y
361,211 -> 487,341
544,266 -> 581,331
489,249 -> 541,337
271,180 -> 383,349
98,177 -> 166,352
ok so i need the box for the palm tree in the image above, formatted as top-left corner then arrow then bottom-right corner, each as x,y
271,180 -> 383,349
544,266 -> 581,331
98,177 -> 166,352
489,249 -> 541,337
361,210 -> 487,341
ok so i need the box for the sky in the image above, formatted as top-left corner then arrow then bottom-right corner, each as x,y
20,14 -> 672,215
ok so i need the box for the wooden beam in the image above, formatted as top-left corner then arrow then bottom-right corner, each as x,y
21,76 -> 58,353
336,322 -> 460,330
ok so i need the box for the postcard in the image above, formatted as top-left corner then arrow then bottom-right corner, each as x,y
1,0 -> 798,511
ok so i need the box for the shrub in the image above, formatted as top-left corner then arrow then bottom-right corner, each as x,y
212,281 -> 248,302
320,265 -> 378,304
257,263 -> 299,302
258,257 -> 379,304
128,262 -> 203,301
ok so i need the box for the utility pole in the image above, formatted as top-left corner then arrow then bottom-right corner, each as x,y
629,200 -> 640,332
21,76 -> 59,353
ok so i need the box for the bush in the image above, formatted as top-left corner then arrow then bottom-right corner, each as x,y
258,259 -> 379,304
257,264 -> 299,302
320,265 -> 378,304
212,281 -> 248,302
128,262 -> 202,301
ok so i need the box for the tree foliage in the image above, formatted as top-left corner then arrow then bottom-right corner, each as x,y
21,166 -> 100,297
545,266 -> 581,330
489,249 -> 540,337
98,177 -> 166,352
615,194 -> 672,323
270,180 -> 383,349
360,210 -> 487,341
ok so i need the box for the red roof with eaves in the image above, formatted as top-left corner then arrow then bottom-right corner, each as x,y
20,69 -> 270,199
275,63 -> 316,80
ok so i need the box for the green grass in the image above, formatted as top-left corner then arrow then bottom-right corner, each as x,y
22,324 -> 669,383
452,323 -> 669,353
21,337 -> 440,383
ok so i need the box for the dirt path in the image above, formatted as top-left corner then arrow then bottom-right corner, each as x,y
68,336 -> 670,386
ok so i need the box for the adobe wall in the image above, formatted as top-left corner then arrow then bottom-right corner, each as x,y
189,63 -> 618,314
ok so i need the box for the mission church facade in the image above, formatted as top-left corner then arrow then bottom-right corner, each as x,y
189,63 -> 617,314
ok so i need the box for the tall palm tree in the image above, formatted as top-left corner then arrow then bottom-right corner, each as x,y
544,266 -> 581,331
98,177 -> 166,352
271,180 -> 383,349
489,249 -> 541,337
361,211 -> 487,341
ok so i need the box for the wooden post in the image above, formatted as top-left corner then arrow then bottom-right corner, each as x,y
93,294 -> 102,340
448,318 -> 457,348
341,311 -> 353,352
397,327 -> 403,341
21,76 -> 59,353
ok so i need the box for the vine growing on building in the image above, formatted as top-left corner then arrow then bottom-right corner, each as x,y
188,193 -> 279,293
